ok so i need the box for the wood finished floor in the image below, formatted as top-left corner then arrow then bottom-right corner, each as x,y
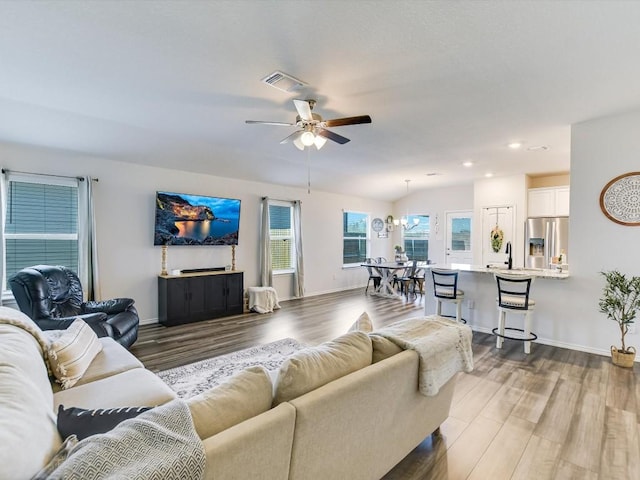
131,289 -> 640,480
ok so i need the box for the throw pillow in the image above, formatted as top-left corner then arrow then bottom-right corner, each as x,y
186,366 -> 273,440
273,331 -> 372,406
48,318 -> 103,389
57,405 -> 153,440
369,334 -> 403,363
348,311 -> 374,333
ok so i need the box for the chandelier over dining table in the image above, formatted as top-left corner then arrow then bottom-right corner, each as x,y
393,179 -> 420,230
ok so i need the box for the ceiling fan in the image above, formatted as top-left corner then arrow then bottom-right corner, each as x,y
245,99 -> 372,150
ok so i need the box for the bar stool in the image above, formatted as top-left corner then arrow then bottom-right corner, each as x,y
493,274 -> 537,354
431,269 -> 465,323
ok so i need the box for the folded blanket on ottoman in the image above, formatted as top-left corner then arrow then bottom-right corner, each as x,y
373,316 -> 474,396
248,286 -> 281,314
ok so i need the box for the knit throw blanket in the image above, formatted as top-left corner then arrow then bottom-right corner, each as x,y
374,316 -> 474,396
47,400 -> 205,480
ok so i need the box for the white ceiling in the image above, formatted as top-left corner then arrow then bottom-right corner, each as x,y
2,1 -> 640,201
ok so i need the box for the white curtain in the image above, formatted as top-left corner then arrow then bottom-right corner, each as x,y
78,177 -> 100,300
293,200 -> 305,297
259,197 -> 272,287
0,170 -> 7,304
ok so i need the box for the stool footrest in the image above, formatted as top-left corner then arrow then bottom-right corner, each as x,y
492,327 -> 537,342
439,314 -> 467,324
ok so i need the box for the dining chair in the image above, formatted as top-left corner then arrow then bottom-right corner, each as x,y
364,258 -> 381,294
396,260 -> 418,297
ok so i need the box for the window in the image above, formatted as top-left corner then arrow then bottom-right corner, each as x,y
403,215 -> 429,261
269,202 -> 294,273
343,211 -> 369,266
451,217 -> 471,251
3,174 -> 80,290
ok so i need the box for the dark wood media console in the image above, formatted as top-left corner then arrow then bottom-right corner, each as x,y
158,270 -> 244,326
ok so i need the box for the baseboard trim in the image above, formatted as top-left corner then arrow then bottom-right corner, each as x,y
470,325 -> 630,361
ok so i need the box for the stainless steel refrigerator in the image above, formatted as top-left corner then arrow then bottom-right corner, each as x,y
525,217 -> 569,269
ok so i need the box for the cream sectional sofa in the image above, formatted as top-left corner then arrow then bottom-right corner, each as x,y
0,307 -> 462,480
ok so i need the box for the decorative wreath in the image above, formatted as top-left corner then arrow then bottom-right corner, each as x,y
490,225 -> 504,253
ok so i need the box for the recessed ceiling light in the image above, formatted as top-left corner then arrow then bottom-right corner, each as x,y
485,172 -> 494,178
462,161 -> 473,167
508,142 -> 523,149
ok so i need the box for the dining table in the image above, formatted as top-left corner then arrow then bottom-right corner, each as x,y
362,261 -> 424,298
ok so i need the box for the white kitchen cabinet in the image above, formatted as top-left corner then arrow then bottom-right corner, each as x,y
528,186 -> 570,217
554,186 -> 570,216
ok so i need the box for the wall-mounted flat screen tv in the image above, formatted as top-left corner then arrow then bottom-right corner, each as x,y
154,191 -> 241,246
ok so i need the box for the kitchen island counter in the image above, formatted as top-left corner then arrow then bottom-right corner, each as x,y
431,263 -> 569,279
423,264 -> 574,351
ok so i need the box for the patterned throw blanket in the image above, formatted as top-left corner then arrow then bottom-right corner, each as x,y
48,400 -> 205,480
374,316 -> 474,396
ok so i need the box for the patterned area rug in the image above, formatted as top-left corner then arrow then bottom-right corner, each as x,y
157,337 -> 307,398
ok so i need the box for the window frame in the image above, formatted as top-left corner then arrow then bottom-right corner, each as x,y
2,173 -> 81,293
268,200 -> 296,275
342,210 -> 370,268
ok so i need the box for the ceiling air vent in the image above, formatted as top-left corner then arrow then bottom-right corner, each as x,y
261,71 -> 308,93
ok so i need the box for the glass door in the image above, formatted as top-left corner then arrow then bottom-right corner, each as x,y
445,211 -> 473,265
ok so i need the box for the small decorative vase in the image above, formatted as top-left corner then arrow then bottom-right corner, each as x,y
611,345 -> 636,368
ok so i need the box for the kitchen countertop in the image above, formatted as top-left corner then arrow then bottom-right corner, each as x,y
431,263 -> 570,279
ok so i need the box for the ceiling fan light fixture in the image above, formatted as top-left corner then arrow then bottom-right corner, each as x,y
314,135 -> 327,149
301,131 -> 315,146
293,136 -> 305,150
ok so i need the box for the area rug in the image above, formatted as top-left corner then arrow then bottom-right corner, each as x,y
157,338 -> 307,398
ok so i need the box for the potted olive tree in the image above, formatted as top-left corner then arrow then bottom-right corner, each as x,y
599,270 -> 640,367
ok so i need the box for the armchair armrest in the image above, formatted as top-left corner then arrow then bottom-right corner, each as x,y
83,298 -> 135,315
75,312 -> 113,338
36,313 -> 112,338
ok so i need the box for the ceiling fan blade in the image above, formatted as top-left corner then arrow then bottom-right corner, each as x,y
246,120 -> 295,126
317,128 -> 350,144
293,99 -> 313,121
323,115 -> 372,127
280,130 -> 303,144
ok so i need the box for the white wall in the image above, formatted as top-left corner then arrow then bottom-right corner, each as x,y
568,109 -> 640,352
1,141 -> 392,323
392,184 -> 474,264
473,175 -> 528,268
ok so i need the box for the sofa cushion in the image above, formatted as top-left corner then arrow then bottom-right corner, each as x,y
48,318 -> 103,389
57,405 -> 153,440
187,366 -> 273,440
348,311 -> 373,333
0,323 -> 62,480
369,334 -> 403,363
273,331 -> 372,406
54,368 -> 176,411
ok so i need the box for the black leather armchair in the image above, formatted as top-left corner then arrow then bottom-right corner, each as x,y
9,265 -> 139,348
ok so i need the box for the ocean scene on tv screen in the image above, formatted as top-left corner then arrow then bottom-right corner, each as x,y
154,191 -> 240,245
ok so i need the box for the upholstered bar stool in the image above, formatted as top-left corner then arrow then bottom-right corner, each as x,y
431,269 -> 465,323
493,274 -> 537,354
